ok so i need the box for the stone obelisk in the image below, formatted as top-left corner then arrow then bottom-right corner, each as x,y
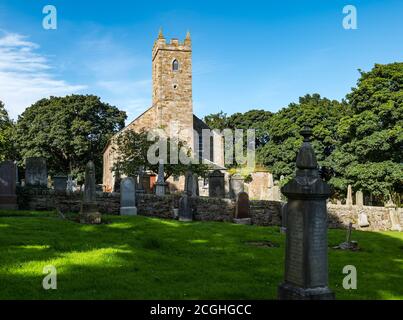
278,127 -> 334,300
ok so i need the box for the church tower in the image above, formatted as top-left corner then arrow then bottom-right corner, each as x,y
152,30 -> 194,149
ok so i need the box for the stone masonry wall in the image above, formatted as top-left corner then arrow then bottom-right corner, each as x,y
16,188 -> 401,232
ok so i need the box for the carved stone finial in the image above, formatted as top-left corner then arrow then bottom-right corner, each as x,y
296,126 -> 318,170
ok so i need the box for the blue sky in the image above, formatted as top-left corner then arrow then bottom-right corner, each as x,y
0,0 -> 402,123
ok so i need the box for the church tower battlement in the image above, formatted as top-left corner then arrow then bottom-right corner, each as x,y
151,30 -> 193,148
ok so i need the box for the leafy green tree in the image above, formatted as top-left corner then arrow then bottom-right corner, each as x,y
331,63 -> 403,201
203,111 -> 228,131
204,109 -> 272,148
112,129 -> 209,181
0,101 -> 16,161
15,95 -> 126,182
258,94 -> 349,183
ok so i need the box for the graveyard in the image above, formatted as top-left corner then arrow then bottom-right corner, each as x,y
0,210 -> 402,300
0,2 -> 402,304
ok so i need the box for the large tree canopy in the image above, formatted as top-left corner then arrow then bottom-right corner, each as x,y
15,95 -> 126,182
204,109 -> 272,149
257,94 -> 349,183
330,63 -> 403,201
0,100 -> 16,162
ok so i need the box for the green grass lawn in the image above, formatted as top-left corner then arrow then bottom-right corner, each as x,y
0,210 -> 402,300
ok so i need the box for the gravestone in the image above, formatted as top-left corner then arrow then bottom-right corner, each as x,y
346,185 -> 353,207
230,174 -> 244,199
184,171 -> 199,197
208,170 -> 225,198
272,182 -> 282,201
357,209 -> 369,228
137,166 -> 145,194
280,202 -> 288,234
0,161 -> 18,210
155,161 -> 167,196
356,190 -> 364,207
53,175 -> 67,192
66,175 -> 75,193
113,170 -> 121,193
80,161 -> 101,224
25,157 -> 47,188
385,200 -> 401,232
234,192 -> 251,224
120,177 -> 137,216
278,127 -> 334,300
178,193 -> 192,222
333,223 -> 359,250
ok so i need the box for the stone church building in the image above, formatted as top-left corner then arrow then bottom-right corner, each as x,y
103,30 -> 225,193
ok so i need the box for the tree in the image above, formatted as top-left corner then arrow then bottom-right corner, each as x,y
0,101 -> 16,161
332,63 -> 403,202
112,129 -> 209,181
204,109 -> 272,149
15,95 -> 126,182
258,94 -> 349,183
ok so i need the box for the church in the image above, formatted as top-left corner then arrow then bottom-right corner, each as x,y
103,30 -> 225,192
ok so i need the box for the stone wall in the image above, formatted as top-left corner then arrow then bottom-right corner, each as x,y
16,188 -> 401,232
327,204 -> 402,232
17,187 -> 121,215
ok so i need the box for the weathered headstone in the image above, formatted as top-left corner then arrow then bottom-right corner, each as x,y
234,192 -> 251,224
346,184 -> 353,207
80,161 -> 101,224
53,175 -> 67,192
355,190 -> 364,207
278,127 -> 334,300
25,157 -> 47,188
208,170 -> 225,198
230,174 -> 245,199
120,177 -> 137,216
178,193 -> 192,221
155,160 -> 167,196
333,222 -> 359,250
185,171 -> 199,197
385,200 -> 401,232
234,192 -> 250,219
0,161 -> 18,210
357,209 -> 369,228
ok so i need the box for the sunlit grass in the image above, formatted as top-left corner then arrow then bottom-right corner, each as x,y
0,210 -> 402,300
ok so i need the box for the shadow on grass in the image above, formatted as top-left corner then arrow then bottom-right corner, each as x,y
0,211 -> 402,299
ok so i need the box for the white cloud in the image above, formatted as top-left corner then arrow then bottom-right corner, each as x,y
0,31 -> 86,120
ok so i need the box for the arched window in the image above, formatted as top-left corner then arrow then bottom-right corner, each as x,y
172,59 -> 179,71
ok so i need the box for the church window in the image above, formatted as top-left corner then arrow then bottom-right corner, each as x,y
173,59 -> 179,71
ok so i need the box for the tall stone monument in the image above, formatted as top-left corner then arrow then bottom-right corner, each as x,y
80,161 -> 101,224
208,170 -> 225,198
184,170 -> 199,197
137,166 -> 145,194
25,157 -> 48,188
278,127 -> 334,300
356,190 -> 364,207
346,185 -> 353,207
120,177 -> 137,216
0,161 -> 18,210
155,160 -> 167,196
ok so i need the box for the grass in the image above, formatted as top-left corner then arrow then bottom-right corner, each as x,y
0,210 -> 402,300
